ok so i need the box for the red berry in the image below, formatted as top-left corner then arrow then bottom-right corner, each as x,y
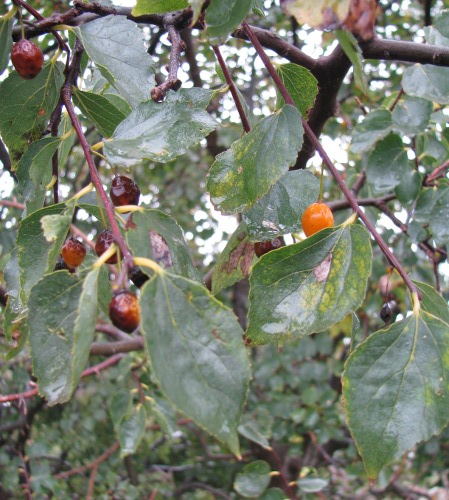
11,39 -> 44,80
61,237 -> 86,268
254,237 -> 284,258
95,229 -> 120,264
110,175 -> 140,210
109,290 -> 141,333
301,202 -> 334,237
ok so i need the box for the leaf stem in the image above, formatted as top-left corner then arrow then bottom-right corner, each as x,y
133,257 -> 164,276
242,21 -> 420,299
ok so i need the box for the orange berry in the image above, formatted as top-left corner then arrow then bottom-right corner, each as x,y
109,290 -> 141,333
301,202 -> 334,237
61,237 -> 87,268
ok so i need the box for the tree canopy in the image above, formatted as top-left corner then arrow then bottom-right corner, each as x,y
1,0 -> 449,498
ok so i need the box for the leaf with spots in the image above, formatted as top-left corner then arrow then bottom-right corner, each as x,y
246,223 -> 372,345
343,286 -> 449,478
139,272 -> 251,455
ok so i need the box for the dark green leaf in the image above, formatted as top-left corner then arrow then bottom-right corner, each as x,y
259,489 -> 285,500
74,15 -> 155,107
57,112 -> 77,169
276,63 -> 318,116
336,30 -> 368,94
238,421 -> 271,450
247,224 -> 372,345
140,272 -> 251,455
392,95 -> 433,135
110,390 -> 132,429
0,13 -> 13,74
243,170 -> 320,240
132,0 -> 188,15
207,105 -> 303,214
0,61 -> 64,165
402,65 -> 449,105
350,109 -> 392,155
343,304 -> 449,478
414,187 -> 449,243
104,88 -> 217,167
234,460 -> 271,498
118,405 -> 146,456
394,170 -> 421,204
415,281 -> 449,323
126,207 -> 200,281
212,222 -> 255,295
367,134 -> 409,194
73,88 -> 127,138
205,0 -> 253,43
2,249 -> 24,343
103,93 -> 132,117
28,269 -> 99,405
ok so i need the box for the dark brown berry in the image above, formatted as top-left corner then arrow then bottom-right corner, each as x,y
54,256 -> 75,274
11,39 -> 44,80
61,237 -> 86,268
128,266 -> 149,288
110,175 -> 140,210
254,237 -> 284,258
109,290 -> 141,333
95,229 -> 119,264
380,302 -> 392,324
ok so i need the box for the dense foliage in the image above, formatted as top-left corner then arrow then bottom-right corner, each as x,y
1,0 -> 449,498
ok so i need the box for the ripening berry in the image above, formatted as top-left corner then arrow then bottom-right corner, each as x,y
95,229 -> 119,264
61,237 -> 86,268
109,290 -> 141,333
254,237 -> 284,258
380,302 -> 392,324
11,39 -> 44,80
301,202 -> 334,237
110,175 -> 140,209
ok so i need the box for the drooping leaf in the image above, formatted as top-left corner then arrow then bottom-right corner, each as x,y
343,302 -> 449,478
140,272 -> 251,455
73,88 -> 127,138
207,105 -> 303,214
392,95 -> 433,136
74,15 -> 155,107
414,187 -> 449,243
132,0 -> 188,15
238,421 -> 272,450
205,0 -> 253,43
394,170 -> 421,205
234,460 -> 271,498
243,170 -> 320,240
126,207 -> 200,281
367,134 -> 409,194
104,88 -> 217,167
212,222 -> 255,295
336,30 -> 368,94
297,477 -> 329,493
280,0 -> 350,29
17,203 -> 74,301
246,223 -> 372,345
402,65 -> 449,105
118,405 -> 146,456
28,269 -> 99,405
0,12 -> 13,74
0,61 -> 64,165
276,63 -> 318,116
350,109 -> 392,155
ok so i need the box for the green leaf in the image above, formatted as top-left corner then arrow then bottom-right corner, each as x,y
0,61 -> 64,165
234,460 -> 271,498
402,65 -> 449,105
103,93 -> 132,117
119,405 -> 146,456
394,170 -> 421,205
132,0 -> 188,15
350,109 -> 393,155
243,170 -> 320,240
367,134 -> 409,194
110,390 -> 132,429
336,30 -> 368,94
205,0 -> 253,43
259,489 -> 285,500
212,222 -> 255,295
207,105 -> 304,214
0,13 -> 13,74
126,207 -> 200,281
73,88 -> 127,138
238,421 -> 272,450
57,112 -> 76,169
104,88 -> 217,167
17,203 -> 74,301
297,477 -> 329,493
2,249 -> 24,343
392,95 -> 433,136
414,187 -> 449,243
343,304 -> 449,478
276,63 -> 318,116
28,269 -> 99,405
74,15 -> 155,107
415,280 -> 449,323
246,223 -> 372,345
189,0 -> 208,24
140,272 -> 251,455
41,214 -> 73,242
